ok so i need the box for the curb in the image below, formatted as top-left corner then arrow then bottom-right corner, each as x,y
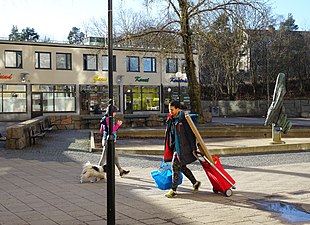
115,142 -> 310,156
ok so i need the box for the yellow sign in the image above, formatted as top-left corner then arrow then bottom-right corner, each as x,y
93,75 -> 107,83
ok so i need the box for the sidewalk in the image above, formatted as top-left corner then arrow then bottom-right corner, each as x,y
0,127 -> 309,224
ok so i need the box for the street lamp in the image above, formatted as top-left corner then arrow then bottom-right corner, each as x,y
20,72 -> 29,83
175,72 -> 182,105
107,0 -> 115,224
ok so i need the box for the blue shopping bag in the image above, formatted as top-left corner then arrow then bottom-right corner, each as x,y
151,161 -> 183,190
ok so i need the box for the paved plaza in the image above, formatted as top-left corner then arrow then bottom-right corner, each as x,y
0,119 -> 309,225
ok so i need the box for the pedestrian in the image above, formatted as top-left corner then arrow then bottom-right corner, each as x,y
163,100 -> 201,198
94,104 -> 101,114
98,105 -> 130,177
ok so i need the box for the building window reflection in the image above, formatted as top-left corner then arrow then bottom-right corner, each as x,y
0,84 -> 27,113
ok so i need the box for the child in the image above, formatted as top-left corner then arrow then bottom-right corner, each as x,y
98,106 -> 130,177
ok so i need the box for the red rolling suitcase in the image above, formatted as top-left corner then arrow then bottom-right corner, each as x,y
196,152 -> 236,197
185,114 -> 236,197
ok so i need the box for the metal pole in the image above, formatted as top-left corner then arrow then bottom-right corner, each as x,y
178,78 -> 181,105
107,0 -> 115,224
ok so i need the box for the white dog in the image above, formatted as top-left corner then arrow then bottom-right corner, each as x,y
80,161 -> 106,183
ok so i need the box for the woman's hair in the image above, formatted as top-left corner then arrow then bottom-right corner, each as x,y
169,100 -> 180,109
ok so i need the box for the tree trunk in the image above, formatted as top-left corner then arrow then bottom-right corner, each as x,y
179,1 -> 204,123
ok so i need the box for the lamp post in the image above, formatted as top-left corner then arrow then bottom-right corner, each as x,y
175,72 -> 182,105
107,0 -> 115,224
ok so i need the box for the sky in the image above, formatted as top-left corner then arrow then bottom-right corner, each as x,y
0,0 -> 309,42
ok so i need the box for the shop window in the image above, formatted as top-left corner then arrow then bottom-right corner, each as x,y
163,86 -> 190,112
83,54 -> 98,71
0,84 -> 27,113
79,85 -> 120,114
125,85 -> 160,111
31,84 -> 76,112
5,50 -> 22,68
143,57 -> 156,72
35,52 -> 51,69
166,58 -> 178,73
56,53 -> 72,70
126,56 -> 140,72
102,55 -> 116,71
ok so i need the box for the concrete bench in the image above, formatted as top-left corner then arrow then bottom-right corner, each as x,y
123,114 -> 150,127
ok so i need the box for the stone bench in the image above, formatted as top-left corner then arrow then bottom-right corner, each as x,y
6,116 -> 54,149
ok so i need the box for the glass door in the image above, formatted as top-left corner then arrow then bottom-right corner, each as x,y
124,91 -> 133,114
31,92 -> 43,118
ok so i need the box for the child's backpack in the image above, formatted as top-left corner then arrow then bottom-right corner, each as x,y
99,116 -> 108,133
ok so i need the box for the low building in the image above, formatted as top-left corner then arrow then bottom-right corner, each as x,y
0,40 -> 198,121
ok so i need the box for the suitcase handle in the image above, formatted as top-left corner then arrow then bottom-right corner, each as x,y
192,150 -> 205,162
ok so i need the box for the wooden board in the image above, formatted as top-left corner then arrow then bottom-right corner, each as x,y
185,114 -> 214,163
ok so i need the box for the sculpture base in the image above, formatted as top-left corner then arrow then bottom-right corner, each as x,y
270,141 -> 286,144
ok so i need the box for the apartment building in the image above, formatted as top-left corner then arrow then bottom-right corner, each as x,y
0,40 -> 198,121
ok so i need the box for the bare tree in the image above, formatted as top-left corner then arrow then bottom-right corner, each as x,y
125,0 -> 268,122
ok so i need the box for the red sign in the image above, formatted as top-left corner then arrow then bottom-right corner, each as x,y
0,73 -> 13,79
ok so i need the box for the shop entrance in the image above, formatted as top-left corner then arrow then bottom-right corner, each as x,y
31,93 -> 43,118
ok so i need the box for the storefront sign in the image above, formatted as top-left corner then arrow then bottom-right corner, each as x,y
93,75 -> 107,83
0,73 -> 13,80
135,76 -> 149,82
170,77 -> 188,83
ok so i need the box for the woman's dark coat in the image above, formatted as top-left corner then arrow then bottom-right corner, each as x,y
163,111 -> 197,165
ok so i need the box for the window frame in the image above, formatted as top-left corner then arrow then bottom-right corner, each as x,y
102,55 -> 116,71
126,56 -> 140,72
31,84 -> 76,112
35,51 -> 52,69
5,50 -> 22,68
166,58 -> 178,73
143,57 -> 156,73
0,84 -> 27,113
56,52 -> 72,70
83,54 -> 98,71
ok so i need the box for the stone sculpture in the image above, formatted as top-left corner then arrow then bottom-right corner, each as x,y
265,73 -> 292,134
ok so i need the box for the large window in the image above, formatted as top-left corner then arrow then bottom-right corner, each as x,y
56,53 -> 72,70
166,58 -> 178,73
35,52 -> 51,69
124,85 -> 159,111
0,84 -> 27,113
5,50 -> 22,68
126,56 -> 140,72
143,57 -> 156,72
102,55 -> 116,71
83,54 -> 98,71
79,85 -> 120,114
32,85 -> 76,112
163,86 -> 190,112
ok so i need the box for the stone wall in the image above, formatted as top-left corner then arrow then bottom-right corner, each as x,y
202,99 -> 310,117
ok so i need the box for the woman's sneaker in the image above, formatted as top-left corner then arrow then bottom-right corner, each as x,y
165,190 -> 177,198
120,170 -> 130,177
193,181 -> 201,192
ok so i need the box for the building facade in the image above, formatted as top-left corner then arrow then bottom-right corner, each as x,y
0,40 -> 198,121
